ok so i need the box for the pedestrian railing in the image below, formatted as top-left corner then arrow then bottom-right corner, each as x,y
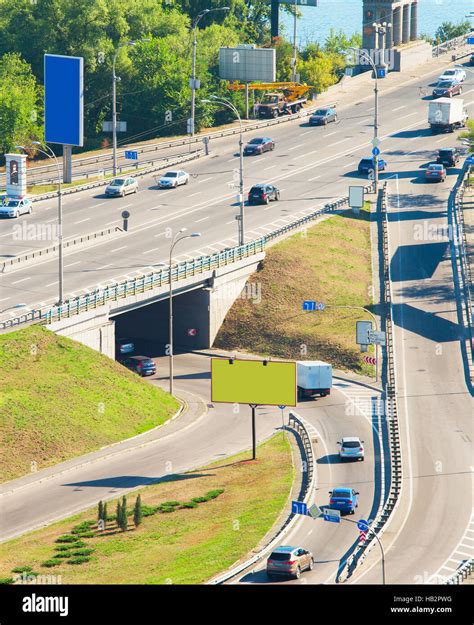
444,559 -> 474,585
432,32 -> 474,57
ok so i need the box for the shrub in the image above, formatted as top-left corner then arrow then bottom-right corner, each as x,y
53,553 -> 72,559
68,556 -> 91,565
0,577 -> 14,584
41,560 -> 61,568
71,549 -> 94,557
75,531 -> 95,538
55,535 -> 80,543
55,541 -> 87,551
11,566 -> 32,573
161,501 -> 180,507
71,521 -> 94,534
206,489 -> 224,499
158,505 -> 177,513
180,501 -> 198,509
191,496 -> 208,504
141,505 -> 158,517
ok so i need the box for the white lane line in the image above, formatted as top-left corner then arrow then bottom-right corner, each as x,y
399,112 -> 418,120
294,150 -> 317,160
253,157 -> 266,162
46,281 -> 59,287
0,232 -> 12,238
226,157 -> 236,162
195,216 -> 210,223
90,203 -> 105,208
189,192 -> 203,197
65,261 -> 81,268
197,177 -> 213,184
324,131 -> 337,137
0,297 -> 11,303
142,247 -> 160,254
11,277 -> 31,285
367,106 -> 375,111
74,218 -> 90,225
435,136 -> 451,143
301,130 -> 314,136
332,138 -> 351,146
153,231 -> 166,238
105,220 -> 118,226
120,203 -> 133,209
288,145 -> 302,151
264,165 -> 277,171
110,246 -> 127,253
393,105 -> 407,112
343,161 -> 356,170
308,175 -> 321,181
226,220 -> 236,225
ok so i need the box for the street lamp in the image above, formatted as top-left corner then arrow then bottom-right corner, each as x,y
202,96 -> 245,245
168,228 -> 201,396
17,142 -> 65,305
112,39 -> 149,176
291,0 -> 298,82
349,47 -> 380,194
190,7 -> 229,137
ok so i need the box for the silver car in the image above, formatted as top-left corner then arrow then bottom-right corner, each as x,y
338,436 -> 364,461
105,177 -> 138,197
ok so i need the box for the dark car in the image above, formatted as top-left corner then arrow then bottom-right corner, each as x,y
243,137 -> 275,156
470,53 -> 474,66
248,183 -> 280,205
309,107 -> 337,126
432,80 -> 462,98
123,355 -> 156,376
115,337 -> 135,358
425,163 -> 446,182
358,157 -> 387,175
436,148 -> 460,167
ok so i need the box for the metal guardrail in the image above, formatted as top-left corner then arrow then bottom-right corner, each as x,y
444,559 -> 474,584
432,32 -> 474,57
209,411 -> 316,584
0,183 -> 374,331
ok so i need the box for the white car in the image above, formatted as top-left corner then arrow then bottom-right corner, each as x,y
105,177 -> 138,197
0,198 -> 32,218
338,436 -> 364,461
158,170 -> 190,189
438,68 -> 466,83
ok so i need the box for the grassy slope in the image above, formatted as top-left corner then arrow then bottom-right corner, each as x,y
215,206 -> 375,375
0,433 -> 293,584
0,326 -> 179,482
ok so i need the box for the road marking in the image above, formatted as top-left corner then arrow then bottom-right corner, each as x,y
65,261 -> 81,268
226,219 -> 236,225
110,246 -> 127,253
189,192 -> 203,197
120,203 -> 133,209
197,177 -> 213,184
11,277 -> 31,285
105,220 -> 118,226
399,112 -> 418,120
46,281 -> 59,287
74,217 -> 90,225
90,203 -> 105,208
0,297 -> 11,303
308,175 -> 321,181
294,150 -> 317,160
324,131 -> 337,137
195,216 -> 210,223
143,248 -> 160,254
393,105 -> 407,112
264,165 -> 277,170
435,136 -> 451,143
343,161 -> 356,169
332,138 -> 351,146
153,231 -> 166,238
288,145 -> 302,151
301,130 -> 314,135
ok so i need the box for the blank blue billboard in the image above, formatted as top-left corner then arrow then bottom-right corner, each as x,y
44,54 -> 83,146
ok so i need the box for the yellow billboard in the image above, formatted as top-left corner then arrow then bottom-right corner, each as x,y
211,357 -> 297,406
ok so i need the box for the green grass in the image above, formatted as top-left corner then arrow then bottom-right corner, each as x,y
0,325 -> 179,482
215,204 -> 376,375
0,433 -> 293,584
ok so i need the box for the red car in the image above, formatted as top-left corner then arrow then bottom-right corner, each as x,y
425,164 -> 446,182
432,80 -> 462,98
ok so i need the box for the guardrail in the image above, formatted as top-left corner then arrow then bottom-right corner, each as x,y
340,181 -> 403,582
208,411 -> 316,584
432,32 -> 474,57
444,559 -> 474,584
0,182 -> 374,331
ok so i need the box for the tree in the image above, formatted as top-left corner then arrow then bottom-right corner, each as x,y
116,500 -> 122,528
459,119 -> 474,152
133,495 -> 143,527
119,496 -> 128,532
434,21 -> 471,44
98,501 -> 104,522
103,502 -> 108,524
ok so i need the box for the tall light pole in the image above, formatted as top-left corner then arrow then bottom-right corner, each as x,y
112,39 -> 149,176
202,96 -> 245,245
349,47 -> 380,194
190,7 -> 229,137
292,0 -> 298,82
169,229 -> 201,396
17,142 -> 64,305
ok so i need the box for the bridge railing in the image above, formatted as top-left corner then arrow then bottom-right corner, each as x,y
432,32 -> 474,57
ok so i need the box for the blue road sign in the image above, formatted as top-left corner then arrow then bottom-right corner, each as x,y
125,150 -> 138,160
44,54 -> 84,147
372,147 -> 380,157
292,501 -> 308,516
323,508 -> 341,523
467,37 -> 474,45
278,405 -> 286,410
303,301 -> 325,311
466,156 -> 474,166
357,519 -> 370,532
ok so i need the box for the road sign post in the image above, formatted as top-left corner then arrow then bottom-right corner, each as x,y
323,508 -> 341,523
125,150 -> 138,160
291,501 -> 308,516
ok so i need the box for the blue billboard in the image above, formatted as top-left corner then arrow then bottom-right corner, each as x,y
44,54 -> 83,146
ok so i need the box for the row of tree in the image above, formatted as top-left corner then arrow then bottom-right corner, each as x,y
98,495 -> 142,531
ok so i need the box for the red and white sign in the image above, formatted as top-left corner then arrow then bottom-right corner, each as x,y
187,328 -> 198,337
359,531 -> 367,545
363,356 -> 377,366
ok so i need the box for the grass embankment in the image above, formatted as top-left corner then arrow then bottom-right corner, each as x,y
0,326 -> 179,482
0,433 -> 293,584
215,205 -> 375,375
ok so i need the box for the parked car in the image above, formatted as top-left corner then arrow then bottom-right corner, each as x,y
425,163 -> 446,182
338,437 -> 364,461
123,355 -> 156,376
309,107 -> 337,126
328,487 -> 359,515
157,170 -> 190,189
248,183 -> 280,205
243,137 -> 275,155
115,337 -> 135,357
105,177 -> 138,197
0,198 -> 32,218
438,68 -> 466,83
358,157 -> 387,175
266,546 -> 314,580
432,80 -> 462,98
436,148 -> 460,167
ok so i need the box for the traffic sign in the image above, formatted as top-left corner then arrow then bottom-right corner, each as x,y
466,155 -> 474,166
356,320 -> 372,346
359,530 -> 367,545
372,146 -> 380,156
368,330 -> 386,345
363,356 -> 377,366
187,328 -> 198,337
278,405 -> 286,410
323,508 -> 341,523
467,37 -> 474,45
357,519 -> 370,532
308,503 -> 322,519
292,501 -> 308,516
302,300 -> 325,311
125,150 -> 138,160
371,137 -> 381,148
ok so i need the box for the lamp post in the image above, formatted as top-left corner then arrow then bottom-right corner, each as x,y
349,47 -> 380,194
202,96 -> 245,245
112,39 -> 149,176
291,0 -> 298,82
190,7 -> 229,137
17,142 -> 64,304
168,229 -> 201,396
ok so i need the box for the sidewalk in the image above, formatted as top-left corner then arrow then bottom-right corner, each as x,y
0,387 -> 207,496
462,182 -> 474,286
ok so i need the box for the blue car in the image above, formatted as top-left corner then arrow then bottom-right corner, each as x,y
358,157 -> 387,176
328,487 -> 359,515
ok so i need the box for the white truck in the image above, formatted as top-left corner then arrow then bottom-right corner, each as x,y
297,361 -> 333,400
428,98 -> 468,133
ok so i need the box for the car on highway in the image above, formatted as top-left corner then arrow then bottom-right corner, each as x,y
436,148 -> 460,167
115,337 -> 135,357
157,170 -> 190,189
338,436 -> 364,461
122,355 -> 156,376
243,137 -> 275,156
438,68 -> 466,83
309,107 -> 337,126
328,487 -> 359,515
266,546 -> 314,580
432,80 -> 462,98
248,183 -> 280,205
0,197 -> 32,218
105,177 -> 138,197
357,157 -> 387,176
425,163 -> 446,182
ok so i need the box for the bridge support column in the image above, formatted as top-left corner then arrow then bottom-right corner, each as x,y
393,6 -> 402,46
402,3 -> 410,44
410,1 -> 418,41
